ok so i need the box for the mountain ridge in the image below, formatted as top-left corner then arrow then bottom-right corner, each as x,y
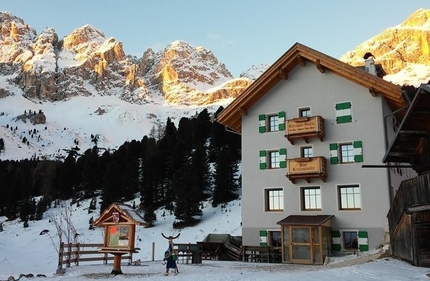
1,9 -> 430,161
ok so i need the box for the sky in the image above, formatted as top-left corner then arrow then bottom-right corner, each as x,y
1,1 -> 429,77
1,196 -> 429,280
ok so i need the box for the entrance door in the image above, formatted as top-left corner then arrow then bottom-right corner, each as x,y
290,226 -> 313,264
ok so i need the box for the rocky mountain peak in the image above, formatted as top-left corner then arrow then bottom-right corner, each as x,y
0,12 -> 36,64
340,8 -> 430,86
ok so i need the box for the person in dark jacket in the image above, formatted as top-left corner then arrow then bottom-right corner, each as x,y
163,250 -> 178,275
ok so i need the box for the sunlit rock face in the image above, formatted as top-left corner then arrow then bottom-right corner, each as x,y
340,8 -> 430,86
141,40 -> 251,105
0,13 -> 252,106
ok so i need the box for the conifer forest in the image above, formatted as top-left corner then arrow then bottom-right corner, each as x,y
0,107 -> 242,228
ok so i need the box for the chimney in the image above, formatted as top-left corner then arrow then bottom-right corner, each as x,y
363,52 -> 377,75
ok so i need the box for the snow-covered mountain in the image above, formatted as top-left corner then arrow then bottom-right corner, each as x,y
1,9 -> 430,161
340,8 -> 430,86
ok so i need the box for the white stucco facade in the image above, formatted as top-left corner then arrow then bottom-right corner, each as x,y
239,64 -> 411,253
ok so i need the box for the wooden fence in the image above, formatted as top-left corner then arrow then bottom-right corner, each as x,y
57,243 -> 134,270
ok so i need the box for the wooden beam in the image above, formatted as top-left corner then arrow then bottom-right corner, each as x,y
278,67 -> 288,80
238,107 -> 247,116
316,59 -> 325,73
296,55 -> 306,66
369,87 -> 377,97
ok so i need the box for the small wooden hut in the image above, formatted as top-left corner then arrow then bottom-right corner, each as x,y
277,215 -> 333,265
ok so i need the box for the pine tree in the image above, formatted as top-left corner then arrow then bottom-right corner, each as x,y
212,146 -> 239,207
192,143 -> 211,200
173,164 -> 202,224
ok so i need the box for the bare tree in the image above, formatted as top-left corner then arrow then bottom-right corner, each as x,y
48,202 -> 79,254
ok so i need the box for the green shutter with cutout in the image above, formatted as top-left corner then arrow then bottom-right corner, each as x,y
260,230 -> 268,246
335,102 -> 352,124
260,150 -> 267,170
278,111 -> 286,131
329,143 -> 339,164
358,231 -> 368,252
259,114 -> 266,133
353,141 -> 363,163
279,148 -> 287,168
332,230 -> 341,251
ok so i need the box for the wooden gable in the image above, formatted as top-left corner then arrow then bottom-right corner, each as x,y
93,202 -> 148,227
216,42 -> 407,133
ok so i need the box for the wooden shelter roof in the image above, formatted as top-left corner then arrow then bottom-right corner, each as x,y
92,202 -> 148,227
383,84 -> 430,165
277,215 -> 333,226
216,42 -> 407,133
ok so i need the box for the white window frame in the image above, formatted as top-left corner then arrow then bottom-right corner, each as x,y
301,186 -> 321,211
265,188 -> 284,211
338,184 -> 361,210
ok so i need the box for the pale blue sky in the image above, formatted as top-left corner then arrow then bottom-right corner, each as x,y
2,1 -> 429,77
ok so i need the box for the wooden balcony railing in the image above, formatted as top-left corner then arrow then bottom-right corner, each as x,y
285,116 -> 325,144
286,156 -> 327,184
387,173 -> 430,236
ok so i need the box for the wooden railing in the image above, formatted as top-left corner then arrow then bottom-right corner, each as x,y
388,173 -> 430,236
223,242 -> 242,261
242,246 -> 281,263
57,243 -> 133,271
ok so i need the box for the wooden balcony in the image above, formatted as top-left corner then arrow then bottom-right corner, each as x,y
285,116 -> 325,144
286,156 -> 327,184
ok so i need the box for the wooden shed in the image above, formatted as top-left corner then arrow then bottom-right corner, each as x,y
92,202 -> 148,274
384,84 -> 430,267
277,215 -> 333,265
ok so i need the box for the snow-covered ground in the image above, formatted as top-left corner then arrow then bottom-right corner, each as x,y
0,197 -> 429,281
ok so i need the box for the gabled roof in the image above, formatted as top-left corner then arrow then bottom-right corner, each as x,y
217,43 -> 407,133
92,202 -> 148,226
383,84 -> 430,167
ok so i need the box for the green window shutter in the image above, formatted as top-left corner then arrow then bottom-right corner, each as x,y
278,111 -> 286,131
259,114 -> 266,133
329,143 -> 339,164
279,148 -> 287,168
260,230 -> 268,246
358,231 -> 368,252
337,115 -> 352,124
353,141 -> 363,163
336,102 -> 351,110
259,150 -> 267,170
332,230 -> 341,251
335,102 -> 352,124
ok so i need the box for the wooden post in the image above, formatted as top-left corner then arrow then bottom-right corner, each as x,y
111,253 -> 123,275
76,243 -> 80,266
152,242 -> 155,261
57,242 -> 64,270
67,243 -> 72,268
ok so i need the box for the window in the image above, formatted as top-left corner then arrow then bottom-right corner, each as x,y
332,230 -> 368,252
259,230 -> 281,247
340,143 -> 354,163
259,149 -> 287,170
301,146 -> 313,158
259,112 -> 285,133
329,141 -> 363,164
301,187 -> 321,210
268,114 -> 279,132
269,151 -> 280,168
338,185 -> 361,210
335,101 -> 352,124
265,188 -> 284,211
269,231 -> 282,247
343,231 -> 358,250
299,107 -> 311,117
